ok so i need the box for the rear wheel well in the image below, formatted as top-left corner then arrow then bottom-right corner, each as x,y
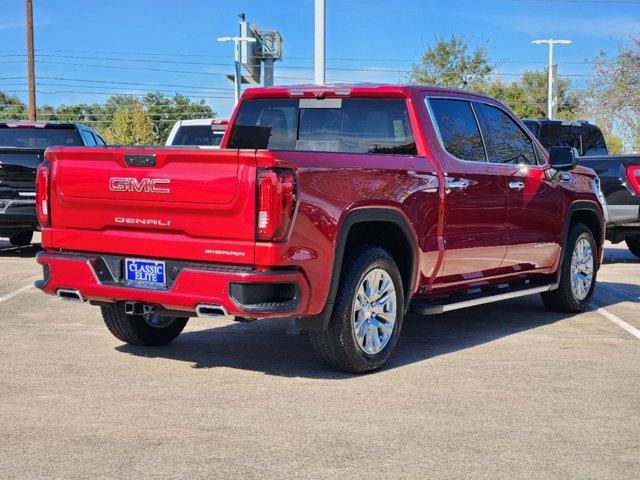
344,221 -> 414,297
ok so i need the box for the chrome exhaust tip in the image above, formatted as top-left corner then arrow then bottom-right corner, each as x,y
56,289 -> 84,302
196,304 -> 234,320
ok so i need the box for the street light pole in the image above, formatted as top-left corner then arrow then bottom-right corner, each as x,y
532,39 -> 571,120
218,35 -> 256,106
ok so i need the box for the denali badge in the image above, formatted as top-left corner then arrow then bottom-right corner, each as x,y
109,177 -> 170,194
114,217 -> 171,227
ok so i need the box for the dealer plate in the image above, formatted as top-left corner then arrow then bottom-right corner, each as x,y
125,258 -> 166,289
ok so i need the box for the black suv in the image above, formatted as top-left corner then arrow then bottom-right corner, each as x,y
0,122 -> 105,246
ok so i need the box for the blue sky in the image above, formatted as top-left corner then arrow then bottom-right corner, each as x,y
1,0 -> 639,117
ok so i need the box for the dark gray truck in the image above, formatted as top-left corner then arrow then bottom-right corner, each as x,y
524,119 -> 640,258
0,122 -> 105,246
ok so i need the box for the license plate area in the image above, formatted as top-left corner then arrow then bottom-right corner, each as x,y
125,258 -> 166,289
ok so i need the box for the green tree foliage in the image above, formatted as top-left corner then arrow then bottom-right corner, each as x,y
604,133 -> 624,154
0,91 -> 216,145
142,93 -> 214,143
105,100 -> 155,145
0,92 -> 28,120
409,35 -> 494,90
482,70 -> 580,120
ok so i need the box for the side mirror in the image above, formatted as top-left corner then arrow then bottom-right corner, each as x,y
549,147 -> 578,170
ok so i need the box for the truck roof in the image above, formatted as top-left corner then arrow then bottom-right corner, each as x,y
241,83 -> 499,103
0,121 -> 83,129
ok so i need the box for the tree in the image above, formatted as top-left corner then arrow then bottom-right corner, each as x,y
0,92 -> 28,120
585,37 -> 640,151
482,70 -> 580,120
105,100 -> 155,145
605,133 -> 624,154
409,35 -> 494,90
142,93 -> 214,143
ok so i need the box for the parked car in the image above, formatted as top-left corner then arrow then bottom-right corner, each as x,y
523,119 -> 640,257
0,121 -> 105,246
35,85 -> 605,373
165,118 -> 228,147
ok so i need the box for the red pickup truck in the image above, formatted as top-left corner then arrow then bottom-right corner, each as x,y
35,84 -> 605,373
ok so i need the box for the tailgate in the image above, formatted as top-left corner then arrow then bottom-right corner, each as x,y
46,147 -> 257,264
0,148 -> 41,191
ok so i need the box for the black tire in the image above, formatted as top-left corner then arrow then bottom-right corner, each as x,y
541,223 -> 597,313
625,235 -> 640,259
9,231 -> 33,247
309,246 -> 405,374
101,304 -> 187,346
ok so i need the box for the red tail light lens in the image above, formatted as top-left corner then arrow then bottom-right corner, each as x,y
36,161 -> 50,227
257,168 -> 296,242
625,165 -> 640,196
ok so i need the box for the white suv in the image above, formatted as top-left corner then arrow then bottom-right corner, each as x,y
165,119 -> 228,147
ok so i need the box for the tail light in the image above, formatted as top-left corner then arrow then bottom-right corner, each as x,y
36,160 -> 50,227
624,165 -> 640,196
256,168 -> 296,242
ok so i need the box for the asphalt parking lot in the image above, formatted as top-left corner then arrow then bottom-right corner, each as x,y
0,235 -> 638,479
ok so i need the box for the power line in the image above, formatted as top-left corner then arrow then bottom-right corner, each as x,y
1,58 -> 597,79
0,48 -> 600,66
1,89 -> 230,99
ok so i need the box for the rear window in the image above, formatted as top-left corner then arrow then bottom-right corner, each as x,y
537,123 -> 608,157
538,124 -> 580,153
228,98 -> 416,155
171,125 -> 224,146
0,127 -> 83,148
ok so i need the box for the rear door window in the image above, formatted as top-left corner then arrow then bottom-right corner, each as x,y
228,98 -> 416,154
427,98 -> 486,162
475,103 -> 539,166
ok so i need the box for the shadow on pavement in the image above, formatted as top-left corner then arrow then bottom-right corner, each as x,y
0,239 -> 41,258
116,281 -> 637,379
603,246 -> 638,265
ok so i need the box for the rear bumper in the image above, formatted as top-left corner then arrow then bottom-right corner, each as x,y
0,199 -> 37,234
35,251 -> 310,319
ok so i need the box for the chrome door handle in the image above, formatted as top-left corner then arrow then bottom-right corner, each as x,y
445,177 -> 470,191
559,172 -> 573,183
509,181 -> 525,190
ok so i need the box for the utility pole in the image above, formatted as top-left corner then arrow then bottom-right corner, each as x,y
531,39 -> 571,120
314,0 -> 325,85
25,0 -> 36,121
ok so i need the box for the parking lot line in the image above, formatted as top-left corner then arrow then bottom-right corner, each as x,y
0,283 -> 34,304
596,307 -> 640,340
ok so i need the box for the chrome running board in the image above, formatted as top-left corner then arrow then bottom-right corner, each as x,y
411,283 -> 558,315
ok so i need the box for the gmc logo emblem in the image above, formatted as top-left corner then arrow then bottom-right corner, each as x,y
109,177 -> 170,194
